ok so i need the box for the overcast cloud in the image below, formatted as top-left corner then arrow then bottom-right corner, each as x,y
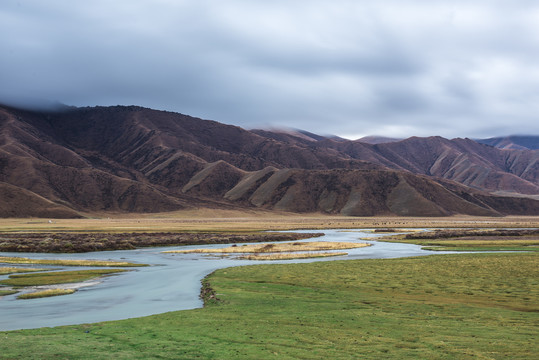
1,0 -> 538,139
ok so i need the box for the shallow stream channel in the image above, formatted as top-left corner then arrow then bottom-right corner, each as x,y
0,229 -> 446,331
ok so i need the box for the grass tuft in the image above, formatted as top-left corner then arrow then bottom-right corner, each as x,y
0,256 -> 147,267
238,252 -> 348,260
164,241 -> 369,254
0,267 -> 48,275
0,269 -> 127,287
17,288 -> 75,299
0,290 -> 18,296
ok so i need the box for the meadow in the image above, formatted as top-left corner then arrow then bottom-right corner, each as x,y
0,253 -> 537,359
377,228 -> 539,251
0,214 -> 538,358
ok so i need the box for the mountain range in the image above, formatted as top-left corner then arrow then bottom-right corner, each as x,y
475,136 -> 539,150
0,104 -> 538,217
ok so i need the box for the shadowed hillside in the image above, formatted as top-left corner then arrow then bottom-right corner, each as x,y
0,104 -> 537,217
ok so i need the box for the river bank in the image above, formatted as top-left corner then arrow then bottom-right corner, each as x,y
0,231 -> 322,253
2,251 -> 536,359
0,229 -> 437,331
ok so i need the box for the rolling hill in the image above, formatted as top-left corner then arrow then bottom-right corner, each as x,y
0,104 -> 537,217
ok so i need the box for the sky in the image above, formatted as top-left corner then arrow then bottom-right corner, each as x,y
1,1 -> 539,139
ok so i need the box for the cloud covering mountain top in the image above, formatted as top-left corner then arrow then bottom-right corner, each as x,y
1,0 -> 538,139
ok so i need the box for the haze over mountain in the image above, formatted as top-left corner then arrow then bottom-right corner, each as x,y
356,136 -> 402,144
0,104 -> 537,218
475,136 -> 539,150
3,1 -> 539,140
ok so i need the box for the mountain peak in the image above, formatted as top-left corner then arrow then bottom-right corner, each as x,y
1,104 -> 537,217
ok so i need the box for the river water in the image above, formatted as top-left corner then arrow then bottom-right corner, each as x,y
0,229 -> 441,331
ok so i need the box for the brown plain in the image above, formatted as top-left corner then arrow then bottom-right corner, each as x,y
1,212 -> 539,233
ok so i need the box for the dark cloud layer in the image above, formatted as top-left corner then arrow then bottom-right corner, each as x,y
1,0 -> 538,139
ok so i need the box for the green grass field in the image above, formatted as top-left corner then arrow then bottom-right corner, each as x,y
0,267 -> 47,275
17,288 -> 76,299
1,253 -> 537,359
378,235 -> 539,252
374,228 -> 539,252
0,289 -> 18,296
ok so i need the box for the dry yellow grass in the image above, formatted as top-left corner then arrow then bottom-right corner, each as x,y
164,241 -> 370,254
0,256 -> 145,267
1,212 -> 538,233
238,252 -> 348,260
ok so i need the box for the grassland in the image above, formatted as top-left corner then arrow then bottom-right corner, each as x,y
0,215 -> 538,357
0,214 -> 536,253
0,253 -> 537,359
0,267 -> 47,275
378,228 -> 539,251
1,212 -> 538,233
0,289 -> 18,296
0,269 -> 127,287
17,288 -> 76,299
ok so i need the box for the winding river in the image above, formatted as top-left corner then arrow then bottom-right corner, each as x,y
0,229 -> 444,331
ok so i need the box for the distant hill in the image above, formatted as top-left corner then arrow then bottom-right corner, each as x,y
476,135 -> 539,150
357,136 -> 402,144
0,104 -> 537,217
317,136 -> 539,196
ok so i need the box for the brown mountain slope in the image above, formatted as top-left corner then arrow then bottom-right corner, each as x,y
46,106 -> 378,172
13,104 -> 538,195
476,135 -> 539,150
0,182 -> 81,218
182,160 -> 246,197
0,106 -> 188,212
315,136 -> 539,195
188,167 -> 538,216
252,130 -> 539,196
0,104 -> 537,217
374,137 -> 539,194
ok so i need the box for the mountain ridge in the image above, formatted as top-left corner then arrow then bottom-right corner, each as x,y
1,104 -> 537,217
475,135 -> 539,150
